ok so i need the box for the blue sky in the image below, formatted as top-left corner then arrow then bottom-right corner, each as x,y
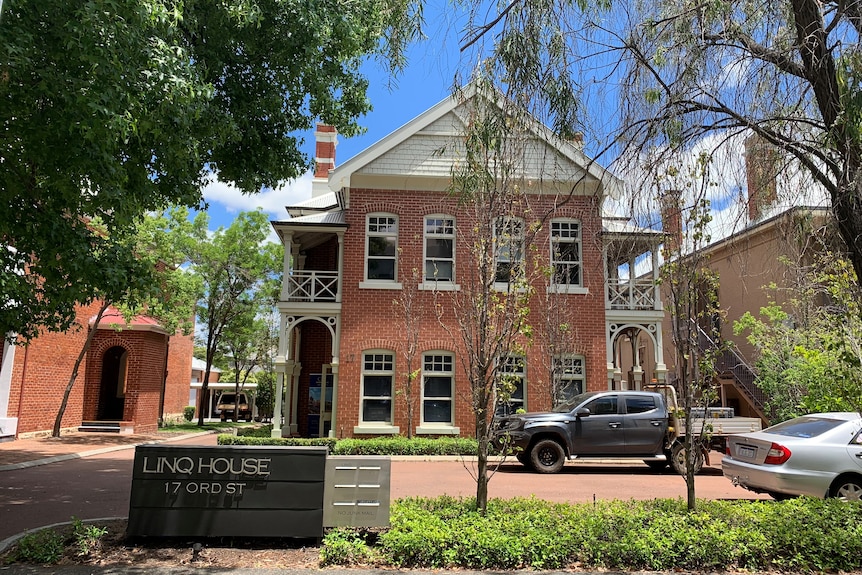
201,2 -> 469,238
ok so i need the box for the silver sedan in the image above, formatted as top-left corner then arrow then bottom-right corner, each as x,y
722,412 -> 862,501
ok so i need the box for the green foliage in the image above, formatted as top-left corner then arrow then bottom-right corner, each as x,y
734,254 -> 862,422
319,528 -> 378,566
219,433 -> 478,456
333,436 -> 478,456
70,518 -> 107,557
182,407 -> 195,422
8,528 -> 65,564
6,518 -> 110,565
323,497 -> 862,572
1,0 -> 417,339
218,434 -> 338,451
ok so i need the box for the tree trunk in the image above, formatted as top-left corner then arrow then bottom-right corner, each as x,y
53,301 -> 110,438
832,176 -> 862,285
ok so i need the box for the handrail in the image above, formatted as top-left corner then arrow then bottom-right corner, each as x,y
607,278 -> 658,310
691,320 -> 769,418
283,270 -> 339,302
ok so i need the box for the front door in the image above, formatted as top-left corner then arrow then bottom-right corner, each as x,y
97,346 -> 127,420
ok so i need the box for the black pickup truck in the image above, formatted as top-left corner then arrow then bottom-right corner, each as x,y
492,387 -> 763,474
493,390 -> 673,473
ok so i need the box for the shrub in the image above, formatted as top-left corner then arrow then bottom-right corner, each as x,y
321,496 -> 862,572
8,528 -> 65,564
219,434 -> 477,455
182,407 -> 195,422
70,518 -> 108,557
333,436 -> 477,456
319,528 -> 378,566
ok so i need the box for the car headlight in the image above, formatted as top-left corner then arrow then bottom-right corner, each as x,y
495,418 -> 523,432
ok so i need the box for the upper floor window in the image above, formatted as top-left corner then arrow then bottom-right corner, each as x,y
361,351 -> 394,424
424,216 -> 455,283
552,355 -> 585,407
366,215 -> 398,281
494,217 -> 524,284
550,220 -> 582,286
421,352 -> 454,425
495,355 -> 525,416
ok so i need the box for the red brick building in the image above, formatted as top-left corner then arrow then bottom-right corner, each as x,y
0,303 -> 193,439
271,87 -> 667,438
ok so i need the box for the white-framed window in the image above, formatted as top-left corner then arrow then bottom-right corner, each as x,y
424,216 -> 455,283
495,355 -> 525,416
553,355 -> 585,407
365,214 -> 398,281
360,351 -> 395,424
421,352 -> 455,426
550,219 -> 582,286
494,217 -> 524,284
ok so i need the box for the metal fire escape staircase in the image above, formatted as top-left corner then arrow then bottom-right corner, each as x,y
693,321 -> 771,423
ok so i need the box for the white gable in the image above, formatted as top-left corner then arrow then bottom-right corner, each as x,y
328,86 -> 622,199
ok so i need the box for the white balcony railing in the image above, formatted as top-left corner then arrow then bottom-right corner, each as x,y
284,270 -> 339,302
607,278 -> 657,311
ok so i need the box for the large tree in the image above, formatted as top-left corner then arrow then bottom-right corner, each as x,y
0,0 -> 418,340
190,209 -> 282,427
457,0 -> 862,288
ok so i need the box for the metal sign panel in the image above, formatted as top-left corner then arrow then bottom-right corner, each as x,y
128,445 -> 328,538
323,456 -> 391,527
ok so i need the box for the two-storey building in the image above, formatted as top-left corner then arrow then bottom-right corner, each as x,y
271,87 -> 667,438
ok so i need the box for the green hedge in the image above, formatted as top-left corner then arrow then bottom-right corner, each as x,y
220,429 -> 478,456
322,496 -> 862,571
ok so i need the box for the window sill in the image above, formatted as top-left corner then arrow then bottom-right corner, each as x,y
358,281 -> 403,290
416,425 -> 460,435
546,285 -> 589,295
419,282 -> 461,292
353,424 -> 400,435
493,282 -> 528,293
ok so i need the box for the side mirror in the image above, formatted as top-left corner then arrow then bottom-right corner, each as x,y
575,407 -> 590,417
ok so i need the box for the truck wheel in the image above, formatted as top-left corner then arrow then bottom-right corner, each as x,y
644,460 -> 669,472
529,439 -> 566,474
671,443 -> 703,475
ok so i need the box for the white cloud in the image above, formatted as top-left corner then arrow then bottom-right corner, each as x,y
202,171 -> 314,220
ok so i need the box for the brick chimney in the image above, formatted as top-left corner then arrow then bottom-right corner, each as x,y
661,189 -> 683,254
744,134 -> 778,222
312,123 -> 338,197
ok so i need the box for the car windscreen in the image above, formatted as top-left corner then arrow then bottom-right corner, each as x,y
552,392 -> 600,413
765,416 -> 845,438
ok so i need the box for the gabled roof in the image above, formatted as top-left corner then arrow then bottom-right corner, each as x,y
327,83 -> 623,200
91,305 -> 170,335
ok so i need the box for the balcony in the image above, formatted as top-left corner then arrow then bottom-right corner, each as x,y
607,278 -> 658,311
282,270 -> 339,302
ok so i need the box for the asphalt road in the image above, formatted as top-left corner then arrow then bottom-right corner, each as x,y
0,434 -> 766,541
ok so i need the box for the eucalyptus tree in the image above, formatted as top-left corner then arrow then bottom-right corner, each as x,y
0,0 -> 419,340
456,0 -> 862,289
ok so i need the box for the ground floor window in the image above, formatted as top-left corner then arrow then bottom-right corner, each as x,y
496,355 -> 525,416
361,351 -> 394,423
422,352 -> 454,425
553,355 -> 585,407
